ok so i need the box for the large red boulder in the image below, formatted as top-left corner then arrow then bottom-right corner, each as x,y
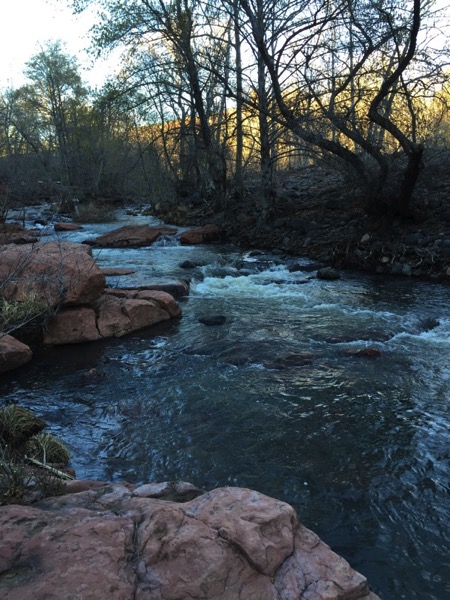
0,334 -> 32,373
135,289 -> 182,317
85,225 -> 177,248
43,292 -> 176,344
102,288 -> 182,317
122,298 -> 171,331
0,483 -> 380,600
94,294 -> 133,338
43,306 -> 101,345
0,242 -> 106,306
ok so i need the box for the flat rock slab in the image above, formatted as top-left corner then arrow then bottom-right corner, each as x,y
118,281 -> 190,298
101,268 -> 136,276
85,225 -> 178,248
54,223 -> 83,231
0,483 -> 380,600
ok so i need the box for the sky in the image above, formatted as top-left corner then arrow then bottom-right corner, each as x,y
1,0 -> 449,92
0,0 -> 117,90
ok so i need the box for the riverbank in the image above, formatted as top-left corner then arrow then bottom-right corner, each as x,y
154,164 -> 450,282
0,479 -> 380,600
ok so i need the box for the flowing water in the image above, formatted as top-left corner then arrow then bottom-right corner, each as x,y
1,213 -> 450,599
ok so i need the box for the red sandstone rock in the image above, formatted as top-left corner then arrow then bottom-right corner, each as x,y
0,483 -> 380,600
44,294 -> 175,344
54,222 -> 82,231
95,294 -> 132,338
87,224 -> 177,248
43,306 -> 101,345
42,292 -> 177,344
183,487 -> 296,577
0,242 -> 105,306
0,334 -> 33,373
0,241 -> 181,349
102,288 -> 133,299
101,267 -> 136,276
0,224 -> 39,244
128,281 -> 190,298
123,298 -> 171,331
96,295 -> 171,338
179,224 -> 221,245
0,231 -> 39,244
106,282 -> 189,298
135,289 -> 182,317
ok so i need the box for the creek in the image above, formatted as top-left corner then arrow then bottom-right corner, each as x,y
1,212 -> 450,599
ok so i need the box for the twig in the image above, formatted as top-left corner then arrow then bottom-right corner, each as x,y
25,456 -> 75,480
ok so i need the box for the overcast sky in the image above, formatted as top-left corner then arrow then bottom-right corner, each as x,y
0,0 -> 116,90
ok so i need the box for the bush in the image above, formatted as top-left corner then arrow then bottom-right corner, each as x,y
24,432 -> 70,464
0,293 -> 53,334
0,405 -> 71,505
0,405 -> 46,450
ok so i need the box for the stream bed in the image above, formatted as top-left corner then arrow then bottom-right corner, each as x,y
1,213 -> 450,599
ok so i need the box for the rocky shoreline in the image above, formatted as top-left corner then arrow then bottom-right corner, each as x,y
0,479 -> 381,600
0,402 -> 382,600
0,236 -> 186,373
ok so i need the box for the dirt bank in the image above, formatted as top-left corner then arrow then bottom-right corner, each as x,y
156,165 -> 450,282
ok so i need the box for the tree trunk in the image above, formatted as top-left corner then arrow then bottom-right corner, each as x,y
233,0 -> 244,197
397,145 -> 423,215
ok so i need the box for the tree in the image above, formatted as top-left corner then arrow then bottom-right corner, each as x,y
22,41 -> 88,188
73,0 -> 233,204
237,0 -> 449,224
72,0 -> 450,225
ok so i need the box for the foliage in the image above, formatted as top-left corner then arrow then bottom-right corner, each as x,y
24,432 -> 70,465
0,41 -> 169,207
1,1 -> 449,223
0,405 -> 71,505
0,293 -> 54,336
0,405 -> 46,450
0,445 -> 34,504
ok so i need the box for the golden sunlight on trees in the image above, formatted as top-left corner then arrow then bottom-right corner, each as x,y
68,0 -> 450,221
0,0 -> 449,225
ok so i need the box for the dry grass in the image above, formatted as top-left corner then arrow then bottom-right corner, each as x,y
25,432 -> 70,464
0,405 -> 46,450
0,405 -> 71,504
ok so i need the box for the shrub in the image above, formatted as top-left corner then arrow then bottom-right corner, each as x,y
24,432 -> 70,464
0,293 -> 53,334
0,405 -> 46,450
0,405 -> 71,505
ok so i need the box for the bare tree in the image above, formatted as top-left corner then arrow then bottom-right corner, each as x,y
237,0 -> 449,224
